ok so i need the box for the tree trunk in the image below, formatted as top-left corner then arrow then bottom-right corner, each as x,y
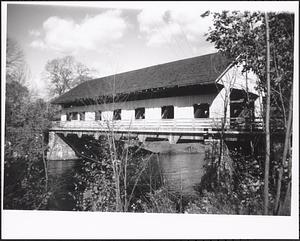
279,180 -> 291,215
108,133 -> 122,212
274,84 -> 293,214
264,12 -> 271,215
42,133 -> 48,192
124,146 -> 128,211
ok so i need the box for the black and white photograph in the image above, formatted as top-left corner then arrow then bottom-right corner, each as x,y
1,1 -> 299,239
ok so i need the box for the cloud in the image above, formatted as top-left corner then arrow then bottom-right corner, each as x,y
30,10 -> 128,54
137,8 -> 213,47
29,29 -> 41,37
30,40 -> 46,49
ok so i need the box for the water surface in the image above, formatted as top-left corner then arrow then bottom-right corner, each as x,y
158,152 -> 207,196
47,149 -> 208,210
47,159 -> 82,210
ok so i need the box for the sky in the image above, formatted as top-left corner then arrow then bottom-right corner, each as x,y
6,3 -> 216,99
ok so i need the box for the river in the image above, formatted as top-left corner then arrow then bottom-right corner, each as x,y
47,148 -> 209,211
158,152 -> 207,196
47,159 -> 82,210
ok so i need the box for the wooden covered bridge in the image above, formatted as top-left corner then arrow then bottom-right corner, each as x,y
48,53 -> 279,159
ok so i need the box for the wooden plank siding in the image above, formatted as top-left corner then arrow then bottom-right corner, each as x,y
60,94 -> 217,114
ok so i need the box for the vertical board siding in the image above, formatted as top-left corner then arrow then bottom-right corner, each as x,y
61,94 -> 217,119
102,111 -> 113,121
145,107 -> 161,119
210,88 -> 229,118
61,114 -> 67,121
85,112 -> 95,121
174,106 -> 194,119
121,109 -> 135,120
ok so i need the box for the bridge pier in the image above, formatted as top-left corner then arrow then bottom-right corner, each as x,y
168,134 -> 180,144
138,135 -> 147,143
93,132 -> 100,140
47,131 -> 78,161
114,133 -> 122,140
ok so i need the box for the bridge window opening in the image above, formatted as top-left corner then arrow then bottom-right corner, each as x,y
161,105 -> 174,119
66,113 -> 71,121
194,103 -> 209,118
95,110 -> 102,121
135,108 -> 145,119
79,112 -> 85,121
113,109 -> 121,120
71,112 -> 78,121
230,89 -> 256,120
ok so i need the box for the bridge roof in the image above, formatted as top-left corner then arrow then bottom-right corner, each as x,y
51,52 -> 232,105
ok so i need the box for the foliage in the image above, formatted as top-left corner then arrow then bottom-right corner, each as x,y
44,56 -> 96,97
206,11 -> 293,124
205,10 -> 293,215
71,136 -> 116,211
185,142 -> 291,215
138,188 -> 177,213
185,190 -> 238,214
69,136 -> 159,212
185,142 -> 238,214
5,80 -> 30,127
231,151 -> 265,215
4,81 -> 54,209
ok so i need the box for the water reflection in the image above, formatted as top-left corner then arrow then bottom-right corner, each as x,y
47,149 -> 208,211
157,152 -> 207,196
47,159 -> 82,211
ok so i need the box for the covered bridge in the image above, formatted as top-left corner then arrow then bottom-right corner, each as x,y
50,52 -> 263,145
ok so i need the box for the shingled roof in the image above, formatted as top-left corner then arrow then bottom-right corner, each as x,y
51,52 -> 232,105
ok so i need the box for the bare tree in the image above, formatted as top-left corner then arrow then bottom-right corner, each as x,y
45,56 -> 96,97
98,93 -> 153,212
55,73 -> 154,212
214,63 -> 237,181
205,10 -> 293,215
6,37 -> 29,84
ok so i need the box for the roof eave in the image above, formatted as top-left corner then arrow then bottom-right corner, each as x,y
51,81 -> 218,105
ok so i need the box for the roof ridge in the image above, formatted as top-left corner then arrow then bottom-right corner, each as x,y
89,52 -> 219,83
